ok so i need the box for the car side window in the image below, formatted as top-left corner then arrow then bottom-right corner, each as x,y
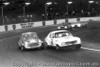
49,34 -> 52,38
50,33 -> 55,38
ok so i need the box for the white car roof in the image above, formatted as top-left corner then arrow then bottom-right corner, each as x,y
50,30 -> 69,34
22,32 -> 36,35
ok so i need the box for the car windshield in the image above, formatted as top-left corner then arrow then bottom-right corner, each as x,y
22,33 -> 38,40
55,31 -> 71,38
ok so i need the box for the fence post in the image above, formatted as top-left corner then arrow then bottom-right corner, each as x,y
42,21 -> 45,26
54,19 -> 57,25
5,25 -> 8,31
65,18 -> 68,24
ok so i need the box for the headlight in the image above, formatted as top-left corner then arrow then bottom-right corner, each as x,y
76,38 -> 81,44
65,26 -> 67,28
58,27 -> 61,29
71,25 -> 75,27
77,24 -> 81,27
25,42 -> 28,45
39,40 -> 43,43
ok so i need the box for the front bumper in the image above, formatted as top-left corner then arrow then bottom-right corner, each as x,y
24,43 -> 42,49
58,44 -> 81,49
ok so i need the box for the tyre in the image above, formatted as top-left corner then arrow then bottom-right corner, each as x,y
18,43 -> 21,49
75,44 -> 81,49
82,25 -> 87,28
39,43 -> 44,49
20,46 -> 26,51
56,45 -> 60,50
44,42 -> 48,49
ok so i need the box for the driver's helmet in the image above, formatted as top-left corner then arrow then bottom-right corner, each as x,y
58,34 -> 62,37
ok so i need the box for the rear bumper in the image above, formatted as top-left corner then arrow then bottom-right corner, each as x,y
57,26 -> 70,29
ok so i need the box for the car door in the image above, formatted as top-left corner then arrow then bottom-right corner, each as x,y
46,33 -> 53,45
49,33 -> 56,46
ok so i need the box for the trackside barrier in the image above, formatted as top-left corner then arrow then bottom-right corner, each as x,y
33,21 -> 43,27
16,24 -> 22,30
77,17 -> 80,22
80,17 -> 94,22
93,17 -> 100,21
80,17 -> 100,22
0,16 -> 100,33
56,19 -> 65,24
45,20 -> 54,26
8,25 -> 14,31
68,18 -> 77,23
20,22 -> 34,29
0,26 -> 5,32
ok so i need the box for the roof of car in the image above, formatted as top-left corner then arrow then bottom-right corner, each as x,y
22,32 -> 37,35
50,30 -> 69,34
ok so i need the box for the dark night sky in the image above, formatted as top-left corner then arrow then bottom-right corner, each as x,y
0,0 -> 100,16
4,0 -> 100,5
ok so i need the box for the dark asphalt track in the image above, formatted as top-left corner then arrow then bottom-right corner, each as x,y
0,26 -> 100,67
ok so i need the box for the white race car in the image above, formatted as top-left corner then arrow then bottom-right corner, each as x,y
57,22 -> 87,30
70,21 -> 87,28
18,32 -> 43,50
44,30 -> 81,50
57,23 -> 71,30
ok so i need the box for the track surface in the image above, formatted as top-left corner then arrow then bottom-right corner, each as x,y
0,26 -> 100,67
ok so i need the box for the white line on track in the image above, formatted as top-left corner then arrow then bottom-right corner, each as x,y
81,47 -> 100,52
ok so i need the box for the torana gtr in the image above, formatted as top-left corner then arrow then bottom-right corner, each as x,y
44,30 -> 81,50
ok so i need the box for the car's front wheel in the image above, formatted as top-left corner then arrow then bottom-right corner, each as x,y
43,42 -> 48,49
56,44 -> 60,50
20,46 -> 26,51
75,44 -> 81,49
39,43 -> 45,49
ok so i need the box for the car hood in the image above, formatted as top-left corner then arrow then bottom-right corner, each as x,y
53,36 -> 79,43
